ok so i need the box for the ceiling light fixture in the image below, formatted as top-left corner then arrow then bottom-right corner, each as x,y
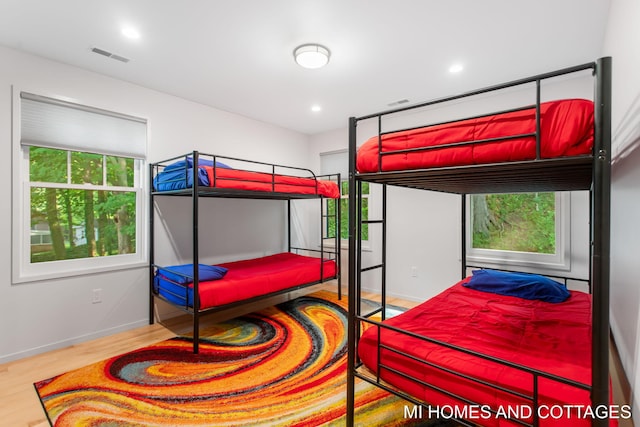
449,63 -> 464,73
121,26 -> 141,40
294,44 -> 330,69
311,104 -> 322,112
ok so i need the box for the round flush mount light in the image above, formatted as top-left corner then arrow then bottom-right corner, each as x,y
294,44 -> 330,69
449,63 -> 464,73
121,26 -> 141,40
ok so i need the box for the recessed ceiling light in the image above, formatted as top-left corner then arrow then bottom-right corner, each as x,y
121,26 -> 141,40
311,105 -> 322,112
449,63 -> 464,73
294,44 -> 330,69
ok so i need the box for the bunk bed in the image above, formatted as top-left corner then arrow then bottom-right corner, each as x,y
346,57 -> 612,427
150,151 -> 341,353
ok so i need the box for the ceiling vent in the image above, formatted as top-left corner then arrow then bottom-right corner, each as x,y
91,47 -> 130,63
387,99 -> 409,107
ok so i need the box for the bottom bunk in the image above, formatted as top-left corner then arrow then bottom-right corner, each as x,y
153,252 -> 338,310
356,271 -> 617,427
153,252 -> 339,353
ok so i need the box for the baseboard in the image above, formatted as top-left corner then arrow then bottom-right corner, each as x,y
360,285 -> 424,303
0,319 -> 149,364
609,317 -> 638,423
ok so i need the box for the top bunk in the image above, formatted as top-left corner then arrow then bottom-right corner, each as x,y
151,151 -> 341,200
349,57 -> 612,195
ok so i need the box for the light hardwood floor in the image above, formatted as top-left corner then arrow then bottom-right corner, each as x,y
0,281 -> 632,427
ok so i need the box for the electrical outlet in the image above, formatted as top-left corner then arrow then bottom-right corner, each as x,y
92,288 -> 102,304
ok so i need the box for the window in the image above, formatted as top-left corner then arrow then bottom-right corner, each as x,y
467,192 -> 570,270
320,150 -> 369,246
29,147 -> 137,263
13,91 -> 147,282
326,180 -> 369,241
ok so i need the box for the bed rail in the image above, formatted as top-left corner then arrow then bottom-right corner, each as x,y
357,61 -> 596,174
150,151 -> 337,199
351,62 -> 599,196
355,314 -> 591,427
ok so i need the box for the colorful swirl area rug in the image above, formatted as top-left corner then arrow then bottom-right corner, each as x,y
34,291 -> 440,427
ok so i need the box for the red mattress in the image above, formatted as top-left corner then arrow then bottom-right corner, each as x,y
358,280 -> 616,427
155,253 -> 337,310
204,166 -> 340,198
356,99 -> 594,173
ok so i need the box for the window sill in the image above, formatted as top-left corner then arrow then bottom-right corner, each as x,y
466,252 -> 570,272
322,242 -> 372,252
13,259 -> 148,284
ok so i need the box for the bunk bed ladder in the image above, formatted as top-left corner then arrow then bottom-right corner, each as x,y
461,195 -> 466,278
318,174 -> 342,299
358,185 -> 387,319
347,118 -> 389,427
365,115 -> 389,322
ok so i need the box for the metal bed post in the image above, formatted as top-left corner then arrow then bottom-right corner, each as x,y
356,180 -> 364,339
320,197 -> 324,281
192,150 -> 201,354
337,173 -> 342,300
149,163 -> 156,325
377,114 -> 387,319
346,117 -> 358,427
589,189 -> 594,295
591,56 -> 612,427
461,194 -> 467,279
535,79 -> 542,160
381,184 -> 387,320
287,199 -> 291,253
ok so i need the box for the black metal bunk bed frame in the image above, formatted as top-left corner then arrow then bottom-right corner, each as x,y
149,150 -> 342,353
346,57 -> 612,427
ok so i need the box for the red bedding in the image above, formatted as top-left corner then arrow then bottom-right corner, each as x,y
155,253 -> 337,309
356,99 -> 594,173
203,166 -> 340,198
358,279 -> 616,427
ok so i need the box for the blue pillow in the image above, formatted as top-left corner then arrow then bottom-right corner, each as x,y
163,157 -> 230,172
157,264 -> 228,284
153,166 -> 210,191
463,269 -> 570,303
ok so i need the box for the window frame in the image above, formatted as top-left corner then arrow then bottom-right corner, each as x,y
465,192 -> 571,271
12,88 -> 147,284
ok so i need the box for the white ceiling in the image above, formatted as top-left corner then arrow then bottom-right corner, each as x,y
0,0 -> 611,135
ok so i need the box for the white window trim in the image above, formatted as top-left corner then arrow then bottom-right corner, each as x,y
11,87 -> 148,284
465,192 -> 571,271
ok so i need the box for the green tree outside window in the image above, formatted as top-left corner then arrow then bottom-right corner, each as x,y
326,181 -> 369,241
471,192 -> 556,254
29,147 -> 137,263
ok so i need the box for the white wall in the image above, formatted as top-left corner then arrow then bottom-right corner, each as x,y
602,0 -> 640,417
0,45 -> 312,363
309,74 -> 595,303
